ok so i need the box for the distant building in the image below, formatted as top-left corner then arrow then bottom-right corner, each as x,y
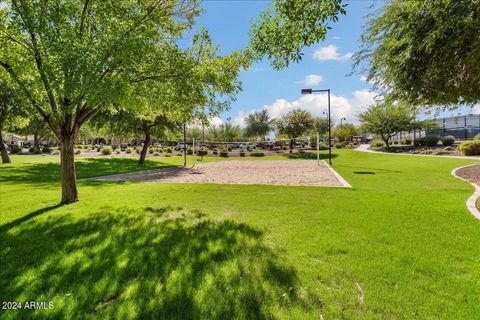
426,114 -> 480,140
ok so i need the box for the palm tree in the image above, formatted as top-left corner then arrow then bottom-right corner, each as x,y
244,110 -> 272,140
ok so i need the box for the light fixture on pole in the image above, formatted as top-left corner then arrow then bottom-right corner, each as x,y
301,88 -> 332,165
340,117 -> 346,128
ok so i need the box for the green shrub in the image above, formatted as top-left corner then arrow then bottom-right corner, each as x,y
250,151 -> 264,157
247,146 -> 253,152
441,135 -> 455,146
318,142 -> 328,150
212,149 -> 218,155
148,148 -> 154,154
227,147 -> 232,152
334,142 -> 344,149
115,149 -> 121,154
370,139 -> 384,147
100,145 -> 113,155
187,148 -> 193,155
457,140 -> 480,155
474,133 -> 480,140
42,146 -> 52,153
10,145 -> 22,154
197,148 -> 208,156
74,149 -> 82,155
126,147 -> 132,154
164,154 -> 171,157
51,149 -> 60,155
393,140 -> 399,145
424,135 -> 440,147
29,146 -> 41,154
153,152 -> 160,156
166,147 -> 172,153
136,146 -> 142,154
240,150 -> 246,157
404,136 -> 412,145
219,149 -> 229,157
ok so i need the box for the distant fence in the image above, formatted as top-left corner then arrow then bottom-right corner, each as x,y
391,113 -> 480,142
426,114 -> 480,140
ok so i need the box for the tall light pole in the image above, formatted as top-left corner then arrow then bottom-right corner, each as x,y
301,88 -> 332,165
340,117 -> 346,128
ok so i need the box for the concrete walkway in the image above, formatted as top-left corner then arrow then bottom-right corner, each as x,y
355,144 -> 480,160
452,165 -> 480,220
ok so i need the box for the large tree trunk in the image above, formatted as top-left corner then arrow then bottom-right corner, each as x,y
60,136 -> 78,204
33,133 -> 39,150
139,127 -> 150,165
0,124 -> 11,164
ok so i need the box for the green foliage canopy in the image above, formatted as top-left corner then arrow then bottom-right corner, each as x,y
354,0 -> 480,107
359,103 -> 415,147
244,110 -> 273,140
249,0 -> 346,69
275,109 -> 314,139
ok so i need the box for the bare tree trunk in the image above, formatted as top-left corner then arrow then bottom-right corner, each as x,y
139,127 -> 150,165
33,133 -> 39,150
60,136 -> 78,204
0,123 -> 11,164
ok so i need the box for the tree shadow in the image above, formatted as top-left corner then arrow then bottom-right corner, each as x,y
283,152 -> 339,160
0,158 -> 176,186
0,206 -> 309,319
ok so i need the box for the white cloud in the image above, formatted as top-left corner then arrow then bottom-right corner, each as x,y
235,89 -> 378,125
360,76 -> 368,82
301,74 -> 324,86
473,104 -> 480,113
333,36 -> 341,40
313,45 -> 353,61
209,116 -> 223,126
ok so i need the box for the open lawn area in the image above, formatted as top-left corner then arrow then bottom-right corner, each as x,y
1,151 -> 479,319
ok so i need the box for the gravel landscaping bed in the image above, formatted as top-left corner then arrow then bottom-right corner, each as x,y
455,165 -> 480,186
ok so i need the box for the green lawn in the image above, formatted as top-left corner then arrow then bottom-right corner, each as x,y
1,151 -> 479,319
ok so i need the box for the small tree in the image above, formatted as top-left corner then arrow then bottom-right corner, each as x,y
359,103 -> 414,147
275,109 -> 314,149
244,110 -> 273,140
0,79 -> 27,163
332,123 -> 358,143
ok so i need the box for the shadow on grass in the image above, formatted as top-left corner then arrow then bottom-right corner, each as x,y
0,204 -> 63,234
0,157 -> 176,186
283,151 -> 339,160
0,206 -> 309,319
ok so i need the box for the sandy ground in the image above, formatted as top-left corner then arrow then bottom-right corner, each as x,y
456,165 -> 480,185
88,160 -> 345,187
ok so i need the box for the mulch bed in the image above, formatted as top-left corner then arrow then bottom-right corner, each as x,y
456,165 -> 480,186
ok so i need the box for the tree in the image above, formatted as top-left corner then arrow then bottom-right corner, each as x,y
359,103 -> 415,147
0,78 -> 27,163
332,123 -> 357,143
249,0 -> 346,69
244,110 -> 272,140
275,109 -> 313,149
354,0 -> 480,107
13,114 -> 52,151
312,117 -> 330,135
206,123 -> 244,142
0,1 -> 202,203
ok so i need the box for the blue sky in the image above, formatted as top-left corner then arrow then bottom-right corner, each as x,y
192,0 -> 478,126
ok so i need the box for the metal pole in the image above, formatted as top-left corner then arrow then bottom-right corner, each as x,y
183,122 -> 186,167
328,89 -> 332,165
192,137 -> 195,166
317,132 -> 320,166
